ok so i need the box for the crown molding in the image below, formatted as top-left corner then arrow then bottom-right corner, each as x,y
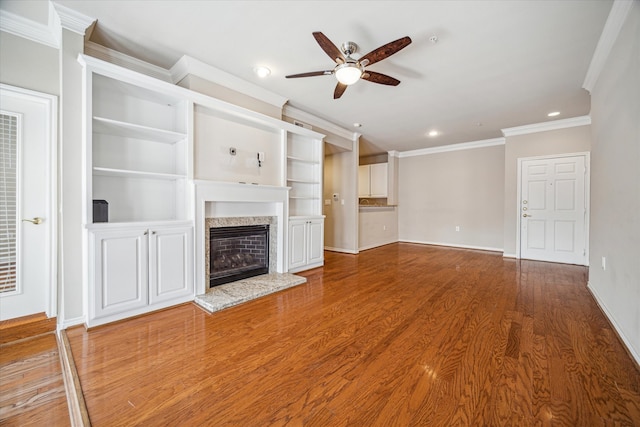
583,0 -> 635,92
170,55 -> 288,109
398,137 -> 505,158
388,150 -> 400,158
283,105 -> 358,141
84,41 -> 173,82
0,9 -> 59,48
501,115 -> 591,137
52,2 -> 94,35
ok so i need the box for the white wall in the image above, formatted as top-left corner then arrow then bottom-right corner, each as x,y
398,145 -> 505,251
588,1 -> 640,363
503,125 -> 592,256
194,105 -> 283,185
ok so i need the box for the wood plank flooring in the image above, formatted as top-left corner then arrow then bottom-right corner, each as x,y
0,333 -> 70,426
66,243 -> 640,426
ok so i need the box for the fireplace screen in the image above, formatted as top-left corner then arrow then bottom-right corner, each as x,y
209,224 -> 269,287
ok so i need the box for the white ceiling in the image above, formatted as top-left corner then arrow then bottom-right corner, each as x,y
50,2 -> 613,153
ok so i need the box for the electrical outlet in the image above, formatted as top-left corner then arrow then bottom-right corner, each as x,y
324,199 -> 331,205
455,226 -> 460,232
602,256 -> 606,270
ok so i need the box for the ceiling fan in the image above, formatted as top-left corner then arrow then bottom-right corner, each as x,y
285,32 -> 412,99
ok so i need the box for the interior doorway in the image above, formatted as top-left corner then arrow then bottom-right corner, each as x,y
0,84 -> 57,320
517,153 -> 589,265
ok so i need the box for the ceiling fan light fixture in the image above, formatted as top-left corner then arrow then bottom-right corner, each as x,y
254,66 -> 271,78
335,63 -> 363,85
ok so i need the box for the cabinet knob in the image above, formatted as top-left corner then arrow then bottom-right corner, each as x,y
144,230 -> 149,235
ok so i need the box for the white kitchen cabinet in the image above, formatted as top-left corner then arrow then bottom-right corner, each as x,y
288,217 -> 324,272
359,163 -> 388,198
89,224 -> 193,326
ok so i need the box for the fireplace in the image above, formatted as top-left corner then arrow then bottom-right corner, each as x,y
209,224 -> 269,287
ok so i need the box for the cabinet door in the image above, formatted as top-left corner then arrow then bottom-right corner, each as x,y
369,163 -> 388,197
289,220 -> 307,270
358,165 -> 370,197
148,226 -> 194,305
91,228 -> 148,319
307,219 -> 325,265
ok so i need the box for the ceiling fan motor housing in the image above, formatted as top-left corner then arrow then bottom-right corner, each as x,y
340,41 -> 359,57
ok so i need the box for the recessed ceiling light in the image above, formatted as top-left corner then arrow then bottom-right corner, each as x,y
254,66 -> 271,78
547,111 -> 560,117
428,130 -> 439,137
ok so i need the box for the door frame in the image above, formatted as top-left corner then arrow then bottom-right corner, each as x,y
0,84 -> 58,318
515,152 -> 590,264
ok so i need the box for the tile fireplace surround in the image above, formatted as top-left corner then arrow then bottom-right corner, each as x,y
194,181 -> 306,312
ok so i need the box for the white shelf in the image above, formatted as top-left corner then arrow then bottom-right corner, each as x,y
289,196 -> 317,200
93,116 -> 186,144
93,167 -> 186,180
287,156 -> 320,164
287,178 -> 319,184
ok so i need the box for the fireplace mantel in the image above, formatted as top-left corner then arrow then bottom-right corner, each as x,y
194,180 -> 290,294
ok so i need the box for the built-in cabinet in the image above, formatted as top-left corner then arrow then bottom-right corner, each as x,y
88,224 -> 193,324
359,163 -> 388,198
80,55 -> 195,327
288,217 -> 324,272
286,131 -> 325,272
80,54 -> 327,326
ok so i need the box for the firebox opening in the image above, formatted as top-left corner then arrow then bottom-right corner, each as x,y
209,224 -> 269,287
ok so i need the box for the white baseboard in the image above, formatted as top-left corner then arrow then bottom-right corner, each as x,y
399,239 -> 503,253
324,246 -> 358,254
503,253 -> 517,258
57,316 -> 85,331
587,281 -> 640,367
358,240 -> 397,252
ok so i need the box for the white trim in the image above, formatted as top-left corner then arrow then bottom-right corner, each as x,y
51,3 -> 94,35
515,152 -> 590,264
387,150 -> 400,158
398,239 -> 503,253
0,9 -> 59,48
170,55 -> 288,109
398,137 -> 505,158
0,84 -> 58,319
84,41 -> 173,82
57,316 -> 85,331
587,281 -> 640,366
283,105 -> 358,141
359,241 -> 398,252
324,246 -> 358,254
502,116 -> 591,137
583,0 -> 635,92
502,253 -> 517,259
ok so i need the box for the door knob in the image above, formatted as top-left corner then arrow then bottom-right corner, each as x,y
22,217 -> 43,225
522,214 -> 532,218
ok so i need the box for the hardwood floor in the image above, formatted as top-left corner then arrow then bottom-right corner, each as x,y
66,243 -> 640,426
0,333 -> 70,426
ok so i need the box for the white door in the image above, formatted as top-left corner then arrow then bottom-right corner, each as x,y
0,85 -> 56,321
307,219 -> 324,265
519,155 -> 588,265
288,219 -> 307,270
90,228 -> 149,321
149,226 -> 193,305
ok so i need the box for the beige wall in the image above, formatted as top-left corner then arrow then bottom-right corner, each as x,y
178,74 -> 281,119
324,151 -> 358,252
503,126 -> 592,255
0,32 -> 59,96
588,2 -> 639,363
359,208 -> 398,250
398,145 -> 504,250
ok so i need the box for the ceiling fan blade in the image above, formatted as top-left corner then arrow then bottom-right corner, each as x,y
286,70 -> 333,78
334,82 -> 348,99
360,36 -> 412,66
313,31 -> 345,63
362,71 -> 401,86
